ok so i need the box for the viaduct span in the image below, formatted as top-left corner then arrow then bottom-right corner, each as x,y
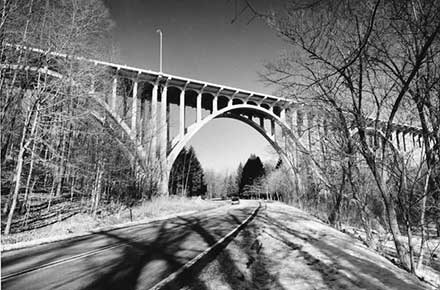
2,46 -> 431,194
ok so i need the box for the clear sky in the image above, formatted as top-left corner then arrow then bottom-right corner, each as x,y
104,0 -> 286,172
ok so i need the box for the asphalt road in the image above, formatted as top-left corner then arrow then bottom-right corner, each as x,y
1,201 -> 258,290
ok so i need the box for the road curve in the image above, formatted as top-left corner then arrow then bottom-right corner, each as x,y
1,201 -> 259,290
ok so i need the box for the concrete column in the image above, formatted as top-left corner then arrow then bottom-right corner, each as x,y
402,132 -> 407,151
302,111 -> 308,137
160,171 -> 169,196
151,82 -> 158,155
160,84 -> 168,195
291,109 -> 297,134
302,112 -> 309,149
131,81 -> 138,136
259,117 -> 264,129
395,131 -> 400,150
139,98 -> 145,143
197,92 -> 202,123
160,84 -> 168,160
228,98 -> 233,107
213,94 -> 218,112
308,113 -> 313,147
280,108 -> 286,122
179,88 -> 185,137
143,96 -> 149,145
270,119 -> 275,139
167,101 -> 170,148
280,108 -> 286,136
111,75 -> 117,112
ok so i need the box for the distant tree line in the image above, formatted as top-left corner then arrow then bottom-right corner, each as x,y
204,154 -> 270,200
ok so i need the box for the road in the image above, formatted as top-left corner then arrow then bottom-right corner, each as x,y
1,201 -> 258,290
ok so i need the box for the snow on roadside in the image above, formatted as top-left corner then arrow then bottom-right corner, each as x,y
186,202 -> 435,290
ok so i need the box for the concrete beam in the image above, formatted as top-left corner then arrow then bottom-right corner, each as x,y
160,80 -> 169,160
196,85 -> 206,123
111,74 -> 118,112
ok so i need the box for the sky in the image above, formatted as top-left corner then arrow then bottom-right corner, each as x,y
104,0 -> 287,172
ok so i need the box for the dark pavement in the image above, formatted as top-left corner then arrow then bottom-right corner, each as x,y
1,201 -> 258,290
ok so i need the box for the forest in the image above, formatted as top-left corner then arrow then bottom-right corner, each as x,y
0,0 -> 161,236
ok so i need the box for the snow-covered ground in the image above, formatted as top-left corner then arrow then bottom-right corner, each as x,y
185,201 -> 437,290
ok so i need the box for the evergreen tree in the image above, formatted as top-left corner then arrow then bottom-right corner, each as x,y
169,146 -> 207,196
169,148 -> 187,196
239,154 -> 265,197
185,147 -> 206,196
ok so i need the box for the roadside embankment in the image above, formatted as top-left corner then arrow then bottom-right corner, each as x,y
185,201 -> 435,290
1,196 -> 226,251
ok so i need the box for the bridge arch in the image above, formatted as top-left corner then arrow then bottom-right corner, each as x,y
165,103 -> 312,194
167,104 -> 299,166
222,114 -> 297,175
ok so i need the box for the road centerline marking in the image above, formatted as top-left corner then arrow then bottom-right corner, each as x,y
149,203 -> 261,290
1,242 -> 126,281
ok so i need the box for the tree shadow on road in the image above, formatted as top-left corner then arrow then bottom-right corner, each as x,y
82,220 -> 195,290
179,212 -> 287,290
78,207 -> 282,290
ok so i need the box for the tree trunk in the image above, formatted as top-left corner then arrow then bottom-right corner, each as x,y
383,190 -> 411,270
47,182 -> 55,211
329,169 -> 346,227
4,141 -> 26,234
92,164 -> 103,217
406,218 -> 415,274
70,171 -> 76,202
4,104 -> 39,234
416,168 -> 431,271
2,88 -> 24,215
54,122 -> 68,197
366,155 -> 411,270
21,139 -> 37,213
22,179 -> 36,229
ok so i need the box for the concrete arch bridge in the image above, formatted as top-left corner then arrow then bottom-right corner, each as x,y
2,46 -> 432,194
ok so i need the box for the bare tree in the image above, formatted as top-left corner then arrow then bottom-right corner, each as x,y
240,0 -> 440,272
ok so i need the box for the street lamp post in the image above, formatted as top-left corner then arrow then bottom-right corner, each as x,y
156,29 -> 163,74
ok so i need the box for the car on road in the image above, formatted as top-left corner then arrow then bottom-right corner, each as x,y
231,196 -> 240,205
